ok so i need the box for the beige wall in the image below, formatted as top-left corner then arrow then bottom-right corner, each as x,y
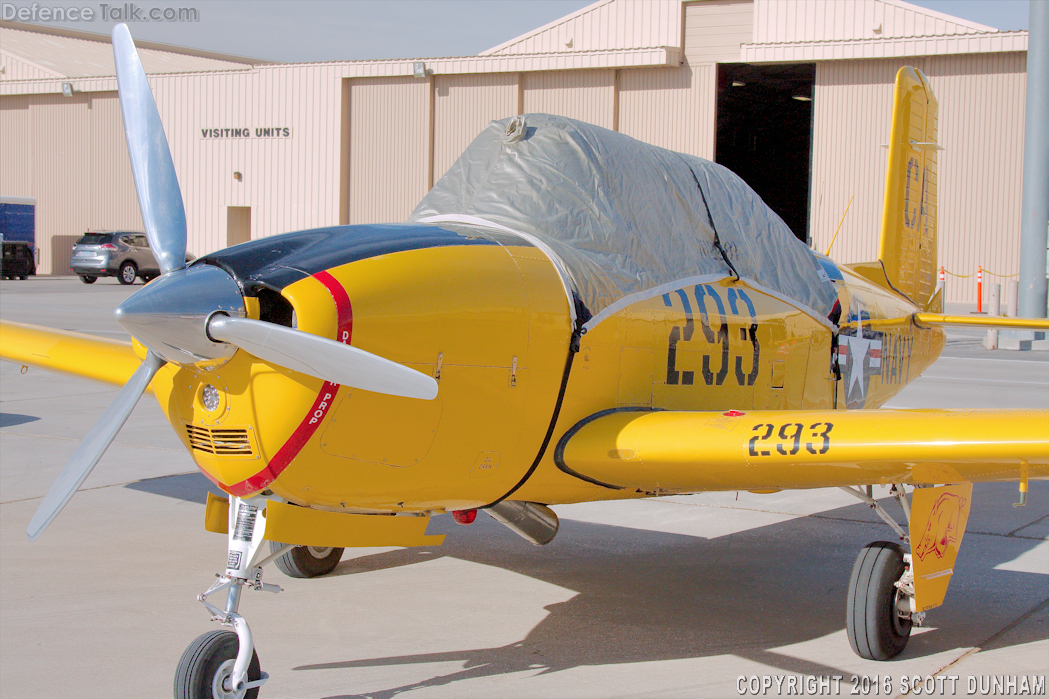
151,65 -> 348,256
522,70 -> 618,130
684,0 -> 754,64
347,76 -> 432,224
810,52 -> 1027,303
433,73 -> 521,184
0,91 -> 141,275
618,63 -> 716,159
484,0 -> 681,56
0,52 -> 62,81
0,3 -> 1028,304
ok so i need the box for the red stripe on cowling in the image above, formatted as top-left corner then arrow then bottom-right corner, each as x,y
224,273 -> 353,497
315,270 -> 353,345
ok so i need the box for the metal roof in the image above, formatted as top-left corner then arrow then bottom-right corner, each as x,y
480,0 -> 681,56
0,21 -> 264,79
742,30 -> 1028,62
745,0 -> 1026,61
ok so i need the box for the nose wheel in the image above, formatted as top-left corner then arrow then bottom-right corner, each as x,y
174,630 -> 261,699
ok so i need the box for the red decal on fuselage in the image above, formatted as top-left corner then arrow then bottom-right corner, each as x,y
225,272 -> 352,496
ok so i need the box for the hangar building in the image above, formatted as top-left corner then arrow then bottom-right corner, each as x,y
0,0 -> 1032,303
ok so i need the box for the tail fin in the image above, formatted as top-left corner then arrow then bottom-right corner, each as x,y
878,67 -> 941,311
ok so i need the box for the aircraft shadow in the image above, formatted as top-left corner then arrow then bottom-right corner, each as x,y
0,412 -> 41,428
298,483 -> 1047,699
124,471 -> 226,504
121,473 -> 1046,698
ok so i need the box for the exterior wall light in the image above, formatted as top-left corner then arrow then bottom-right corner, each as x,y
62,82 -> 74,97
413,62 -> 427,79
233,171 -> 242,181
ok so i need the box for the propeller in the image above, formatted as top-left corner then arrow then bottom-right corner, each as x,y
207,315 -> 438,400
26,353 -> 164,542
27,25 -> 437,541
112,23 -> 187,276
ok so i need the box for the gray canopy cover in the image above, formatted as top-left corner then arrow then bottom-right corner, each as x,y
410,114 -> 836,326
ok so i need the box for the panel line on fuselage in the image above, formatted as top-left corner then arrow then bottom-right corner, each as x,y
581,274 -> 838,334
415,214 -> 578,325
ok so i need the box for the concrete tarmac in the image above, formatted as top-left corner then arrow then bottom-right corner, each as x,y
1,276 -> 1046,698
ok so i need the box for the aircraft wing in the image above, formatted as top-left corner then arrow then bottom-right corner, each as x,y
556,408 -> 1048,492
0,321 -> 144,388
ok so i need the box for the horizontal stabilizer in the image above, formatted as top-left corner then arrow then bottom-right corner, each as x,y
556,408 -> 1048,494
914,313 -> 1049,331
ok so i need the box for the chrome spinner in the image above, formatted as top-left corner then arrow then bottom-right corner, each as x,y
114,264 -> 246,366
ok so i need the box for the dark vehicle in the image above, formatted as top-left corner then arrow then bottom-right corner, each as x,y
2,241 -> 36,280
70,231 -> 192,284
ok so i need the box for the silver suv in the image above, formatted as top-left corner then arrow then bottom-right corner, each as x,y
71,231 -> 192,284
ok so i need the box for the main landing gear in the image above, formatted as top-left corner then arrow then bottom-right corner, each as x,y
840,485 -> 924,661
175,496 -> 292,699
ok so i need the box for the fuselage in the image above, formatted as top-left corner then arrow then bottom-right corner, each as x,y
147,223 -> 944,513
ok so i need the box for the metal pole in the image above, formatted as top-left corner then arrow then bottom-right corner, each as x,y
1018,0 -> 1049,318
977,266 -> 983,313
985,283 -> 1000,349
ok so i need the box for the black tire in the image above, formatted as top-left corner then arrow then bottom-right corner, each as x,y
173,630 -> 261,699
269,541 -> 344,578
142,272 -> 157,283
847,541 -> 912,661
19,275 -> 28,280
79,275 -> 97,284
118,260 -> 137,285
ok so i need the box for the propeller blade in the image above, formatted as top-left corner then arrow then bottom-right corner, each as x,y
27,352 -> 166,542
112,23 -> 187,275
207,315 -> 438,400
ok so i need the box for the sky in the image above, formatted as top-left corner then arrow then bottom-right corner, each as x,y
5,0 -> 1034,64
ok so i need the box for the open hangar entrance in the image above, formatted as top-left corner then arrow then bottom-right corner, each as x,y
715,63 -> 816,244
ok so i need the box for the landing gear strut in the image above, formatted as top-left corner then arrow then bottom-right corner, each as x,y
175,496 -> 292,698
840,485 -> 925,661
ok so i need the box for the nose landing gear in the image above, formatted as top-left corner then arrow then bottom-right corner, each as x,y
175,496 -> 290,699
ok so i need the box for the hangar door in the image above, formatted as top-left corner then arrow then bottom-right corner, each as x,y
715,63 -> 815,244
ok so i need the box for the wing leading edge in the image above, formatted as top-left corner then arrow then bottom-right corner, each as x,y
0,321 -> 144,388
555,408 -> 1048,493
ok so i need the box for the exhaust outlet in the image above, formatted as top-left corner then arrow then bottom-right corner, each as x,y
486,501 -> 559,546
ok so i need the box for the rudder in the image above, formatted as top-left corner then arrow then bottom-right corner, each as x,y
878,67 -> 940,312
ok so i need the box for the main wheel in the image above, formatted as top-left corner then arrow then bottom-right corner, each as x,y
79,275 -> 97,284
118,260 -> 137,285
269,541 -> 344,578
174,630 -> 261,699
846,541 -> 912,660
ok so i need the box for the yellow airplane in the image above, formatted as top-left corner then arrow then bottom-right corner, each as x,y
2,25 -> 1047,699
